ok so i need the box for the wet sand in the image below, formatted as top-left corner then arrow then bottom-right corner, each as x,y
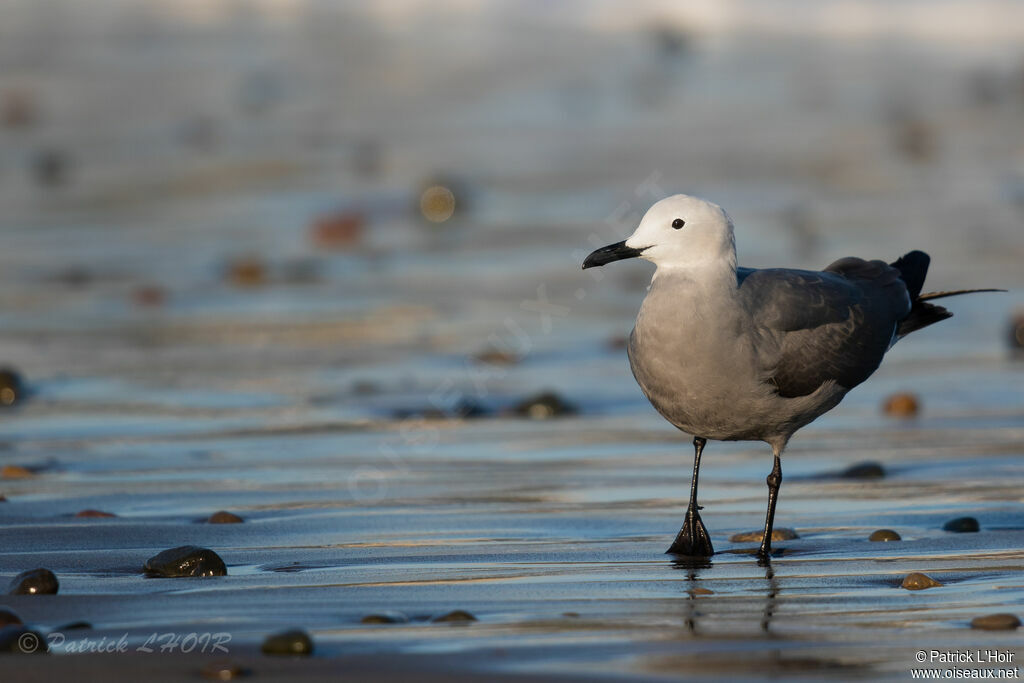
2,2 -> 1024,680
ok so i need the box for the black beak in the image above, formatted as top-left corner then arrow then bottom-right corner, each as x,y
582,241 -> 644,269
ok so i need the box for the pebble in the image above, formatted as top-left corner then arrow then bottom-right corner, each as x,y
1,465 -> 33,479
132,285 -> 166,308
432,610 -> 477,623
869,529 -> 901,542
687,587 -> 714,596
361,611 -> 409,624
970,613 -> 1021,631
0,495 -> 6,502
0,368 -> 25,407
0,625 -> 48,653
200,659 -> 250,680
942,516 -> 979,533
207,511 -> 244,524
1008,311 -> 1024,356
75,509 -> 116,518
1,87 -> 37,128
729,528 -> 799,543
56,621 -> 91,630
260,629 -> 314,656
144,546 -> 227,578
310,210 -> 364,249
226,257 -> 267,288
473,349 -> 520,365
882,392 -> 919,418
0,607 -> 22,626
902,572 -> 943,590
419,184 -> 457,223
32,148 -> 71,187
840,462 -> 886,479
513,391 -> 577,419
8,568 -> 59,595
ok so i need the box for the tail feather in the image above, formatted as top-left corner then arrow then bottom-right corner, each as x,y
890,251 -> 1004,339
918,288 -> 1006,301
897,301 -> 952,338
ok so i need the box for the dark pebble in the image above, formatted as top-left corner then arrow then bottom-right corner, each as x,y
942,516 -> 979,533
260,629 -> 314,656
200,659 -> 250,680
144,546 -> 227,578
0,495 -> 7,502
0,368 -> 25,407
1009,311 -> 1024,356
361,611 -> 409,624
56,621 -> 91,630
9,568 -> 59,595
0,624 -> 48,653
75,509 -> 116,518
513,391 -> 576,419
432,610 -> 477,623
869,529 -> 901,542
32,148 -> 71,187
207,511 -> 244,524
902,572 -> 943,590
840,462 -> 885,479
132,285 -> 166,307
970,614 -> 1021,630
0,607 -> 22,626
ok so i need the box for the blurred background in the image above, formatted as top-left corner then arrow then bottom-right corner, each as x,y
1,0 -> 1023,435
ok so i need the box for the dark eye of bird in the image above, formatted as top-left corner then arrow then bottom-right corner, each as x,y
672,218 -> 685,229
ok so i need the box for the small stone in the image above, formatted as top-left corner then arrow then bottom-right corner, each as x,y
144,546 -> 227,578
432,610 -> 477,623
419,185 -> 456,223
132,286 -> 166,307
473,349 -> 520,365
512,391 -> 576,419
970,614 -> 1021,630
361,611 -> 409,624
1,465 -> 33,479
883,393 -> 919,417
869,529 -> 901,542
310,210 -> 364,249
942,516 -> 979,533
207,511 -> 244,524
226,256 -> 266,288
32,148 -> 71,187
0,607 -> 23,626
200,659 -> 250,680
75,509 -> 116,518
0,495 -> 6,502
0,625 -> 48,653
8,568 -> 59,595
840,462 -> 885,479
687,587 -> 714,596
56,621 -> 91,630
902,572 -> 943,590
562,612 -> 580,618
1008,311 -> 1024,356
0,368 -> 25,407
729,528 -> 799,543
260,629 -> 314,656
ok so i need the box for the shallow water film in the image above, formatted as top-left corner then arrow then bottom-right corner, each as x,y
1,2 -> 1023,681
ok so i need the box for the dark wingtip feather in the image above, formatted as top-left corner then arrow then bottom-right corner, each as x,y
890,250 -> 930,300
897,301 -> 952,338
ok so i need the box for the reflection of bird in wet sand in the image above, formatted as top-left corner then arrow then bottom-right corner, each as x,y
584,195 -> 1001,560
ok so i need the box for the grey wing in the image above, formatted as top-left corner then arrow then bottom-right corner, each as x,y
739,258 -> 911,398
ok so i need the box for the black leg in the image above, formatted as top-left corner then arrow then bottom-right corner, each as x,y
757,450 -> 783,560
667,437 -> 714,556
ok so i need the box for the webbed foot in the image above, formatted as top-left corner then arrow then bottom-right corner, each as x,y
667,508 -> 714,557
